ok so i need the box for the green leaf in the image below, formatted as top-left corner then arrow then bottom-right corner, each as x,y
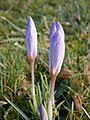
4,96 -> 30,120
0,76 -> 4,94
56,100 -> 65,110
29,100 -> 36,114
70,101 -> 74,120
38,82 -> 42,104
0,16 -> 25,35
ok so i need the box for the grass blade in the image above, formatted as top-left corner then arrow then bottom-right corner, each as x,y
56,100 -> 65,110
0,76 -> 4,94
82,107 -> 90,119
4,96 -> 30,120
29,100 -> 36,114
0,16 -> 25,35
38,82 -> 42,104
70,101 -> 74,120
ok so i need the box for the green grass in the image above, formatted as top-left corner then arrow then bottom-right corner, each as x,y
0,0 -> 90,119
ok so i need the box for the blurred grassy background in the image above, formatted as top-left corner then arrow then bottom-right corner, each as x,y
0,0 -> 90,119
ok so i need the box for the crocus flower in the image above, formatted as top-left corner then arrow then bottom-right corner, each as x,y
26,17 -> 39,114
49,21 -> 65,105
49,21 -> 65,76
40,104 -> 48,120
26,16 -> 37,61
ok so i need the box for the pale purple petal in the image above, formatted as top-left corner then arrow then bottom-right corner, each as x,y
50,21 -> 56,41
49,22 -> 65,75
40,104 -> 48,120
56,22 -> 64,39
40,104 -> 44,120
26,16 -> 37,60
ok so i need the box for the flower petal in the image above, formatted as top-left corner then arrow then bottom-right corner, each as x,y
40,104 -> 44,120
40,104 -> 48,120
50,21 -> 56,41
49,22 -> 65,76
26,16 -> 37,60
56,22 -> 64,39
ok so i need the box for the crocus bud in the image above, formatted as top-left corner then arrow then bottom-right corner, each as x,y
49,21 -> 65,76
40,104 -> 48,120
26,16 -> 37,61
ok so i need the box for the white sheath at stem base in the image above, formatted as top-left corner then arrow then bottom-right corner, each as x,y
48,73 -> 57,120
48,100 -> 52,120
30,59 -> 39,115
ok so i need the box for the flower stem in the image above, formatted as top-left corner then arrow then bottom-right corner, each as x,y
48,74 -> 56,120
50,74 -> 56,105
30,59 -> 39,115
48,100 -> 52,120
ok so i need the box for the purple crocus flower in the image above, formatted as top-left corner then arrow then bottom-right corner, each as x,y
49,21 -> 65,106
26,16 -> 37,61
49,21 -> 65,76
40,104 -> 48,120
26,17 -> 39,114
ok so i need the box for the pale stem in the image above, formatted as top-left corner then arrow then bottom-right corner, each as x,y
48,100 -> 52,120
49,74 -> 56,120
50,74 -> 57,105
30,59 -> 39,115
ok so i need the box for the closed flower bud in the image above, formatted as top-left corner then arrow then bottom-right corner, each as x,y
26,17 -> 39,114
40,104 -> 48,120
26,16 -> 37,61
49,21 -> 65,76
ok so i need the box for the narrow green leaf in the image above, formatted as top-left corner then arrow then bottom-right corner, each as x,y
70,101 -> 74,120
0,16 -> 25,35
29,100 -> 36,114
56,100 -> 65,110
1,76 -> 4,94
4,96 -> 30,120
44,74 -> 48,89
38,83 -> 42,104
82,107 -> 90,119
